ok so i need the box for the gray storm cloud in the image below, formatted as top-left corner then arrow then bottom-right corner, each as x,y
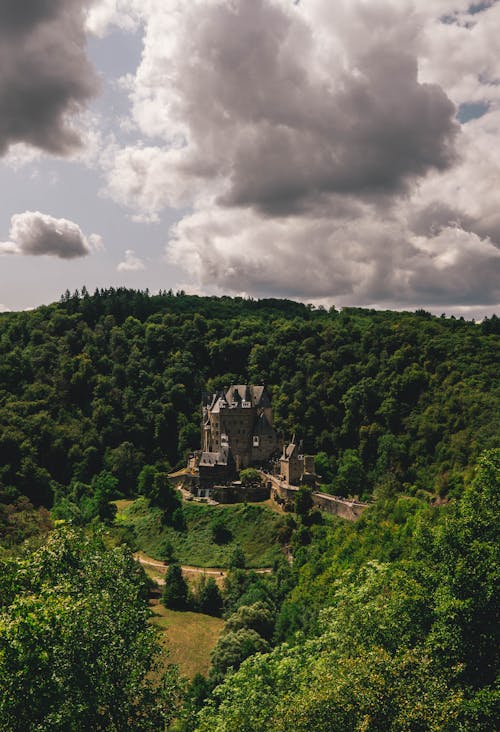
102,0 -> 500,310
119,0 -> 459,216
0,211 -> 95,259
180,3 -> 458,214
0,0 -> 97,155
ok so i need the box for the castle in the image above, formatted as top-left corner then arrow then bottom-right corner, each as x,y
170,383 -> 368,519
198,385 -> 279,486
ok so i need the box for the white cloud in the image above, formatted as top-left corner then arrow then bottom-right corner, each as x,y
104,145 -> 202,215
98,0 -> 500,311
167,205 -> 500,308
85,0 -> 141,37
419,0 -> 500,107
117,248 -> 146,271
89,233 -> 105,252
0,211 -> 100,259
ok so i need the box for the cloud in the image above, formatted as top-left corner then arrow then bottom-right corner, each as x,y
85,0 -> 141,37
117,249 -> 146,271
168,205 -> 500,308
418,0 -> 500,107
0,0 -> 98,156
0,211 -> 99,259
106,0 -> 458,217
101,0 -> 500,311
105,146 -> 199,217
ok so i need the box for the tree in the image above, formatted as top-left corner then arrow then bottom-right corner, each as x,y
196,577 -> 223,617
91,471 -> 118,523
314,451 -> 333,483
424,449 -> 500,690
239,468 -> 262,486
336,449 -> 366,497
137,464 -> 157,497
211,514 -> 232,544
158,538 -> 175,563
294,486 -> 313,519
210,629 -> 270,683
224,601 -> 275,641
0,528 -> 182,731
163,564 -> 188,610
152,474 -> 183,522
172,506 -> 187,531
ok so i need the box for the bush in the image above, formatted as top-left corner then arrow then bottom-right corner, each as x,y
229,545 -> 246,569
211,514 -> 232,544
239,468 -> 262,486
158,538 -> 175,563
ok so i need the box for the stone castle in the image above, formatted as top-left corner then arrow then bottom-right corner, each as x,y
198,385 -> 279,486
169,383 -> 369,519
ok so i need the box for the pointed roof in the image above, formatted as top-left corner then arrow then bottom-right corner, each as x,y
281,443 -> 297,460
251,385 -> 271,408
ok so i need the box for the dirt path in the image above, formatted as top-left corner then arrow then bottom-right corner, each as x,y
134,552 -> 272,585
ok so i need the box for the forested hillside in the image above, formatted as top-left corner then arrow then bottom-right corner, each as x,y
195,450 -> 499,732
0,290 -> 498,730
0,289 -> 498,523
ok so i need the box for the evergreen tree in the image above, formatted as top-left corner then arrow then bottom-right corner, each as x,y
163,564 -> 188,610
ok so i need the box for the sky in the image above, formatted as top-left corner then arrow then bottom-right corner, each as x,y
0,0 -> 499,317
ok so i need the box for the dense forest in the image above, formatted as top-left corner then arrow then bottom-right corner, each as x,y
0,288 -> 498,518
0,289 -> 498,730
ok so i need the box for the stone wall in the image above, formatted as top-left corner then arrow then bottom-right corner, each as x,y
211,483 -> 270,503
270,477 -> 368,522
312,491 -> 368,521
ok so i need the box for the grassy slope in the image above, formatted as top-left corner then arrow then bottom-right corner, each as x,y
118,498 -> 285,568
150,601 -> 224,679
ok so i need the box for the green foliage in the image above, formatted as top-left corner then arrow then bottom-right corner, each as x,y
193,576 -> 223,617
152,475 -> 182,519
421,449 -> 500,689
172,506 -> 187,531
198,644 -> 462,732
239,468 -> 262,486
224,601 -> 275,641
0,527 -> 182,730
294,485 -> 313,518
51,470 -> 118,525
163,564 -> 189,610
314,451 -> 334,483
229,545 -> 246,569
122,500 -> 285,568
0,291 -> 498,727
210,628 -> 270,683
0,492 -> 52,549
0,290 -> 498,527
195,450 -> 500,731
336,448 -> 366,497
222,569 -> 275,616
158,537 -> 176,562
211,514 -> 232,544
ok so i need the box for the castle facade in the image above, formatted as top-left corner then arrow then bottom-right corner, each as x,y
199,384 -> 279,485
